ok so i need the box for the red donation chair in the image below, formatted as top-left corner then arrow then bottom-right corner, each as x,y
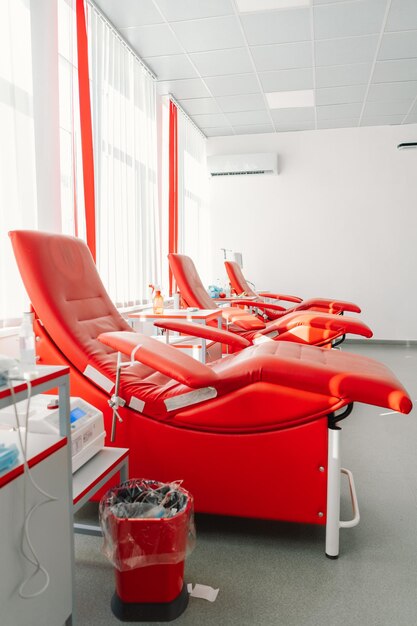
225,259 -> 361,321
10,230 -> 412,558
169,253 -> 371,348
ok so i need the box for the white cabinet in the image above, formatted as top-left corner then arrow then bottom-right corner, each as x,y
0,366 -> 73,626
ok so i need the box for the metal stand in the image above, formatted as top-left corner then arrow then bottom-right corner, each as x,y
325,423 -> 360,558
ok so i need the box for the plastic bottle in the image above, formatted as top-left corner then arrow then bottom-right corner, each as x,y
153,289 -> 164,315
19,312 -> 37,374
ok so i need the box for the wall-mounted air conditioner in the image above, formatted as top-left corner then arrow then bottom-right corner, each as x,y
207,153 -> 278,177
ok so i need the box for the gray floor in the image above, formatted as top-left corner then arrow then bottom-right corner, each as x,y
74,343 -> 417,626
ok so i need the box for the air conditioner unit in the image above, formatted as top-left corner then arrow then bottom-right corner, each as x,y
207,153 -> 278,177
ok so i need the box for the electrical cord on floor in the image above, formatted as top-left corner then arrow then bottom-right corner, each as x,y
8,378 -> 57,599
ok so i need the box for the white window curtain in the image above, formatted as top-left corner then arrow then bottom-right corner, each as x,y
177,111 -> 211,285
0,0 -> 37,326
88,3 -> 160,307
57,0 -> 86,239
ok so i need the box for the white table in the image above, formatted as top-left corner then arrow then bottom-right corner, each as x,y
128,308 -> 222,363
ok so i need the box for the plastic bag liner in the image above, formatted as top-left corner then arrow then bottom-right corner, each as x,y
100,479 -> 196,571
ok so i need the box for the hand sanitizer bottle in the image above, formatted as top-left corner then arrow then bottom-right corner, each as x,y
19,312 -> 36,374
153,289 -> 164,315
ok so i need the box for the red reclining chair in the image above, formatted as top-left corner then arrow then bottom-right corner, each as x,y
10,230 -> 412,558
225,260 -> 361,321
169,253 -> 371,348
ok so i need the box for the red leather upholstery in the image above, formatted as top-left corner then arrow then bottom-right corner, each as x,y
99,330 -> 411,428
225,260 -> 361,318
9,230 -> 412,531
169,254 -> 370,347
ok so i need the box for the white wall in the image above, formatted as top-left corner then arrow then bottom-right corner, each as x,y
207,124 -> 417,341
0,331 -> 19,358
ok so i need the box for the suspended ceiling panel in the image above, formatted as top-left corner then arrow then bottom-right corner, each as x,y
94,0 -> 417,136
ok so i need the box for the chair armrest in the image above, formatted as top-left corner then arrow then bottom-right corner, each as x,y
153,320 -> 251,349
269,312 -> 373,338
229,300 -> 286,312
98,331 -> 219,388
294,298 -> 361,314
258,292 -> 303,304
213,295 -> 257,303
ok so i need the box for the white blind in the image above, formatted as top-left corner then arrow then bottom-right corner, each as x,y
88,3 -> 160,307
0,0 -> 37,326
177,110 -> 210,286
57,0 -> 86,239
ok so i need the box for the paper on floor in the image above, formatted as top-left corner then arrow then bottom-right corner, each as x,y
187,583 -> 219,602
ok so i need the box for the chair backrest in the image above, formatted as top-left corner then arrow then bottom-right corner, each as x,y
168,253 -> 215,310
9,230 -> 131,376
224,261 -> 257,298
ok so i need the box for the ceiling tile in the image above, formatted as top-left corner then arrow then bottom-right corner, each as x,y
95,0 -> 163,27
367,81 -> 417,101
251,41 -> 312,72
317,118 -> 359,129
275,121 -> 315,131
405,100 -> 417,120
316,63 -> 371,88
360,115 -> 405,126
259,68 -> 313,92
386,0 -> 417,32
378,32 -> 417,60
232,124 -> 275,135
317,102 -> 363,119
216,93 -> 266,112
313,0 -> 351,3
204,73 -> 260,96
404,112 -> 417,123
316,84 -> 367,106
203,126 -> 234,136
226,110 -> 271,125
189,48 -> 253,77
315,35 -> 378,66
179,98 -> 221,115
155,0 -> 234,21
191,113 -> 231,127
237,0 -> 310,10
373,59 -> 417,83
314,0 -> 386,40
156,78 -> 211,99
121,24 -> 182,57
143,54 -> 198,80
171,16 -> 244,53
270,107 -> 315,123
240,8 -> 310,45
362,100 -> 413,116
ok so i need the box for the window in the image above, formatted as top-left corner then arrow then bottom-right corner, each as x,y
0,0 -> 37,325
177,110 -> 210,284
88,3 -> 160,307
57,0 -> 86,239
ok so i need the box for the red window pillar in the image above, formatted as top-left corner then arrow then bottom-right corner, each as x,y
76,0 -> 96,261
168,100 -> 178,296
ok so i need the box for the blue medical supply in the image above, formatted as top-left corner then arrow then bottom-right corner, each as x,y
207,285 -> 222,298
0,443 -> 20,472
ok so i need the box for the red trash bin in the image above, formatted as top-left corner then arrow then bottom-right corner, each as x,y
100,479 -> 195,622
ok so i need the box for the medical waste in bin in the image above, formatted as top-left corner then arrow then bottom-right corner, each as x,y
100,479 -> 196,622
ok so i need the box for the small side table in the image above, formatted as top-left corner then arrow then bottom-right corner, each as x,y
128,309 -> 222,363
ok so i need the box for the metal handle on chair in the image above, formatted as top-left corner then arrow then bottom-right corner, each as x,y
340,467 -> 360,528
